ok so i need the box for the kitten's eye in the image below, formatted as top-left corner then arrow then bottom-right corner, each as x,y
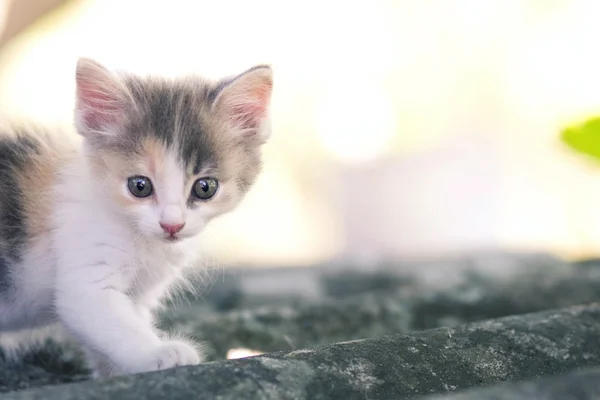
192,177 -> 218,200
127,176 -> 153,198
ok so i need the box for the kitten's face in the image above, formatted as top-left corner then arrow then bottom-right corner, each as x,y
74,59 -> 272,243
97,140 -> 243,242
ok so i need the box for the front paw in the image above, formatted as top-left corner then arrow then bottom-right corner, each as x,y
134,340 -> 201,373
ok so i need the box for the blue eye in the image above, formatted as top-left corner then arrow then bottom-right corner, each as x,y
192,177 -> 218,200
127,176 -> 153,198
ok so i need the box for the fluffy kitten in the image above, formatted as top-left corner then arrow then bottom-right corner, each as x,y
0,58 -> 273,377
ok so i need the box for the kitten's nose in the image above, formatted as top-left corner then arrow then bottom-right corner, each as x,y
160,222 -> 185,235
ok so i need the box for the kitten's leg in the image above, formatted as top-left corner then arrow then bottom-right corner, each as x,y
55,264 -> 201,374
83,347 -> 118,379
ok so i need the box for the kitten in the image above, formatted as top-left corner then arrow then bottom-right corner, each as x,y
0,58 -> 273,377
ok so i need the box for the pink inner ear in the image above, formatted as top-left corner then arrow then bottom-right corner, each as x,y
231,103 -> 266,130
77,76 -> 123,130
229,81 -> 272,130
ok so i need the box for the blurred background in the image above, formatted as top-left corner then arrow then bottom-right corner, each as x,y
1,0 -> 600,267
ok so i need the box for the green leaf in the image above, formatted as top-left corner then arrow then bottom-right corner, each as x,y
561,117 -> 600,160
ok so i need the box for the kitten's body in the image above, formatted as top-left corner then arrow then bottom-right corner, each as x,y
0,59 -> 273,377
0,129 -> 75,331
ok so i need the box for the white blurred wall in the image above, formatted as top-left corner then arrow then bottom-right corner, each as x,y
1,0 -> 600,265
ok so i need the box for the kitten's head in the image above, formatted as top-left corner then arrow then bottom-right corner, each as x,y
74,58 -> 273,243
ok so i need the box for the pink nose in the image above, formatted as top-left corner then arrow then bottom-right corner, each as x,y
160,222 -> 185,235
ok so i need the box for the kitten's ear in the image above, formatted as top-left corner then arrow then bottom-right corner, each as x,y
212,65 -> 273,142
74,58 -> 132,136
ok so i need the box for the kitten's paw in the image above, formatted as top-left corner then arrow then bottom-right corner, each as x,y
137,340 -> 201,372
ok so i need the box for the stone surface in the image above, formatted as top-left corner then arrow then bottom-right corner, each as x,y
423,367 -> 600,400
3,303 -> 600,399
1,252 -> 600,397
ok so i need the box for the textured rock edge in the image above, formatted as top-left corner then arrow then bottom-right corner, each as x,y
423,367 -> 600,400
2,302 -> 600,400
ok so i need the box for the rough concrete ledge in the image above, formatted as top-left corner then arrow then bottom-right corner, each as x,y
3,303 -> 600,400
423,367 -> 600,400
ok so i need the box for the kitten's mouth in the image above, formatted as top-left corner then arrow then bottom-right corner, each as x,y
164,235 -> 180,242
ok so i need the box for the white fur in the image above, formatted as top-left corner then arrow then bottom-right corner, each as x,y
0,149 -> 210,377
